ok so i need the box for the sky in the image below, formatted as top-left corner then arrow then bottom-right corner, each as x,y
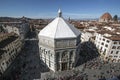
0,0 -> 120,19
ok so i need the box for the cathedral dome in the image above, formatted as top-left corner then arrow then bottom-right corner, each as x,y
100,12 -> 112,20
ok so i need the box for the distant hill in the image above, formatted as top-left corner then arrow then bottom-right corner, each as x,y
0,17 -> 32,22
0,17 -> 20,22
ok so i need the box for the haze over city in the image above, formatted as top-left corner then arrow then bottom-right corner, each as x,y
0,0 -> 120,19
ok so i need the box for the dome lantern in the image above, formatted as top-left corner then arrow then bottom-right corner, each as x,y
58,9 -> 62,17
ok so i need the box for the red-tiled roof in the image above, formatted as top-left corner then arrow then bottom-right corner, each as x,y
100,12 -> 112,20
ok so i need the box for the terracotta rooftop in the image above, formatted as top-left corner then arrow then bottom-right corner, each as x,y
0,34 -> 18,48
109,36 -> 120,41
96,26 -> 120,40
84,25 -> 120,41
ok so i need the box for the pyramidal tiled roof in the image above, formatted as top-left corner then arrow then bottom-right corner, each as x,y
39,10 -> 80,39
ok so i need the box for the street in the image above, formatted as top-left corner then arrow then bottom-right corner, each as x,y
1,31 -> 49,80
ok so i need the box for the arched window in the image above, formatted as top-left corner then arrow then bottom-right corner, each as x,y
62,51 -> 67,58
56,52 -> 59,60
70,51 -> 74,60
56,52 -> 60,58
61,51 -> 68,61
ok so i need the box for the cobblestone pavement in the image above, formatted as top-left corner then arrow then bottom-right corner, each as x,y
40,42 -> 120,80
18,32 -> 49,80
76,57 -> 120,80
19,40 -> 41,80
40,57 -> 120,80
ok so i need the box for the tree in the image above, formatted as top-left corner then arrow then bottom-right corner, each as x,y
113,15 -> 118,22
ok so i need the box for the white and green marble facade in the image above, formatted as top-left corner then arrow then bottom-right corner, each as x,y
39,35 -> 80,72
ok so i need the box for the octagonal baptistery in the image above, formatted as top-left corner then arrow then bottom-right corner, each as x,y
38,9 -> 81,72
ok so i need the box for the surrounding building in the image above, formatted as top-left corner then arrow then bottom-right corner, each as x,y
38,9 -> 81,72
81,27 -> 96,42
81,23 -> 120,62
99,12 -> 112,23
0,32 -> 22,75
1,22 -> 30,41
95,27 -> 120,62
0,16 -> 30,43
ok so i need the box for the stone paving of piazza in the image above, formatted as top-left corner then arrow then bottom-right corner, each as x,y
40,58 -> 120,80
1,31 -> 120,80
40,42 -> 120,80
1,31 -> 49,80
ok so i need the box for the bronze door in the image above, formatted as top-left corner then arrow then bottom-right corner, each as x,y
62,63 -> 67,70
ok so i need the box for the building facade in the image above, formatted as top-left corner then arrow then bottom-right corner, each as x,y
3,22 -> 30,41
0,20 -> 30,43
38,10 -> 81,72
95,33 -> 120,62
80,23 -> 120,63
0,32 -> 22,75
